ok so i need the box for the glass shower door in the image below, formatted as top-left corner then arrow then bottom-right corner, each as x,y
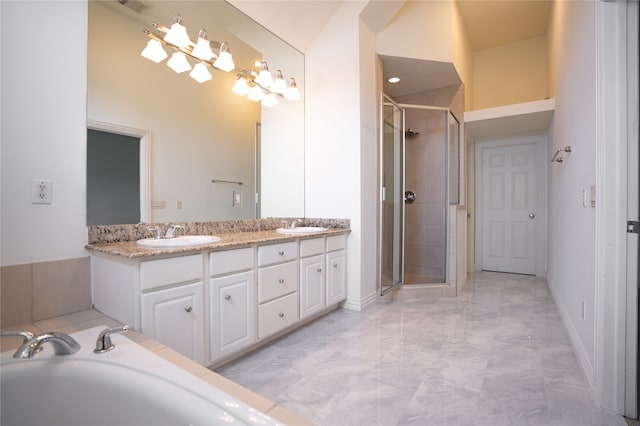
379,95 -> 404,295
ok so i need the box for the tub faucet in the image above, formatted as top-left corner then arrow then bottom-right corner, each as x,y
13,331 -> 81,359
164,224 -> 184,239
94,325 -> 129,353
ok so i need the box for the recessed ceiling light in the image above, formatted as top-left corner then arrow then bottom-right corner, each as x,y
388,77 -> 400,84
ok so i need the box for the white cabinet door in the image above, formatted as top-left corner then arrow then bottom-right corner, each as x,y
300,254 -> 325,319
141,282 -> 204,364
209,271 -> 255,363
327,250 -> 346,306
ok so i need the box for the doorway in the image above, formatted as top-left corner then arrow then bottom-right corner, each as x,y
379,95 -> 460,295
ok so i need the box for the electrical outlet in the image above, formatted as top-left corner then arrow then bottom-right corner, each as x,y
233,190 -> 242,207
32,179 -> 52,204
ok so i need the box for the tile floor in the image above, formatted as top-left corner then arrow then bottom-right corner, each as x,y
217,272 -> 628,425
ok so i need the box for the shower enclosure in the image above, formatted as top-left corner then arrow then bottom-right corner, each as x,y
379,94 -> 460,295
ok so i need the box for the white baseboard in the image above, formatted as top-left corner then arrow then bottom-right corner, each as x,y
342,291 -> 378,311
547,275 -> 595,391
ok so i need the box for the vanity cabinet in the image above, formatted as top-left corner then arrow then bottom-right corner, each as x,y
257,242 -> 299,339
92,252 -> 206,364
208,248 -> 255,364
326,235 -> 347,305
141,281 -> 204,364
299,238 -> 326,319
90,230 -> 348,368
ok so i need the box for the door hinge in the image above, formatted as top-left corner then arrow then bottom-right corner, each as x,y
628,221 -> 640,234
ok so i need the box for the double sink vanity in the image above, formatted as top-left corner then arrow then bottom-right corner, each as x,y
86,218 -> 349,368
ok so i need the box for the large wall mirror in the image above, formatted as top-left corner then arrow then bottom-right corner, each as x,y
87,0 -> 304,225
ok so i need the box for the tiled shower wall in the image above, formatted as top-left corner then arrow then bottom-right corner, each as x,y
0,257 -> 91,327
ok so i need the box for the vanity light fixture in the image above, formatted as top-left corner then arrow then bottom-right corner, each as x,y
232,65 -> 301,107
141,13 -> 234,83
141,13 -> 300,107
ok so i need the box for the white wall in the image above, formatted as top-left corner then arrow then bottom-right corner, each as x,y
1,1 -> 88,266
473,36 -> 549,110
546,0 -> 598,386
305,1 -> 379,309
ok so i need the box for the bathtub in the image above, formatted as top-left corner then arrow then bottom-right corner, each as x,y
1,326 -> 280,426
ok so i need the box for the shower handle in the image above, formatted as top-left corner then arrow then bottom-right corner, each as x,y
404,190 -> 416,204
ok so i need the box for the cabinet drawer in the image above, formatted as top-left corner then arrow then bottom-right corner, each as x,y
258,241 -> 297,266
258,292 -> 298,339
258,261 -> 297,304
140,254 -> 202,290
326,234 -> 347,252
300,237 -> 324,257
209,247 -> 254,276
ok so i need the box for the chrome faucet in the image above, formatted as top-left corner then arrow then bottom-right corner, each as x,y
164,224 -> 184,239
146,226 -> 162,240
12,331 -> 81,359
94,325 -> 129,353
280,219 -> 301,229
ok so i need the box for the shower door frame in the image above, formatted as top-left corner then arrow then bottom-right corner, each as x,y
379,94 -> 405,295
379,96 -> 459,295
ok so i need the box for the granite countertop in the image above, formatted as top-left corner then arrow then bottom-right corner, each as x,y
86,228 -> 350,259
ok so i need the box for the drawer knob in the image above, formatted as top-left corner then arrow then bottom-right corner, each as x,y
278,278 -> 285,284
184,306 -> 193,313
317,267 -> 322,273
278,312 -> 285,318
224,294 -> 231,301
278,250 -> 285,256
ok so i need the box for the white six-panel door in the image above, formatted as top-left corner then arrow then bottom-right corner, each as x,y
480,143 -> 537,274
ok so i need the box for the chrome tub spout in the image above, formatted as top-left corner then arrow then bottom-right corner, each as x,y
13,332 -> 81,359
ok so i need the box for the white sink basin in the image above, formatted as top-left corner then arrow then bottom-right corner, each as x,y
276,226 -> 328,234
136,235 -> 220,248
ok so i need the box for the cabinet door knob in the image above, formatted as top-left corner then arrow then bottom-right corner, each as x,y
278,312 -> 285,318
184,306 -> 193,313
333,263 -> 338,268
224,294 -> 231,301
278,250 -> 285,256
317,267 -> 322,272
278,278 -> 285,284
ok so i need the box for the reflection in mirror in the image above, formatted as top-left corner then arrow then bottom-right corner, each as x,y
87,1 -> 304,225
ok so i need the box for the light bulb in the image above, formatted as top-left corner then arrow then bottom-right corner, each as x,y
163,14 -> 191,48
213,42 -> 234,72
189,63 -> 212,83
232,76 -> 250,96
167,52 -> 191,73
247,85 -> 265,102
284,78 -> 301,100
191,29 -> 215,61
270,70 -> 287,94
254,62 -> 273,88
262,93 -> 279,108
141,39 -> 167,63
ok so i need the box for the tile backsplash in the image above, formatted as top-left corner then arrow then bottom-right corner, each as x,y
1,257 -> 91,327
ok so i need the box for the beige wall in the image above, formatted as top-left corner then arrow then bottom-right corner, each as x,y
472,35 -> 549,110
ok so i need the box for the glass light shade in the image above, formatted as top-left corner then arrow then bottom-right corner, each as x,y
232,76 -> 250,96
284,78 -> 301,100
214,50 -> 234,72
164,21 -> 191,49
262,93 -> 279,108
254,69 -> 273,88
167,52 -> 192,73
270,70 -> 287,94
191,32 -> 215,61
247,85 -> 265,102
141,39 -> 167,63
189,63 -> 212,83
